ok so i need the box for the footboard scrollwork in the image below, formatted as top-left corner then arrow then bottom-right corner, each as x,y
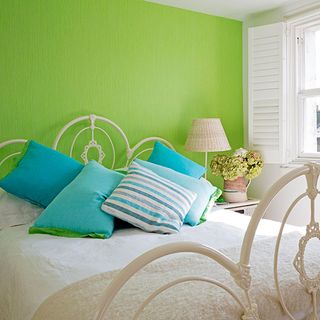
294,222 -> 320,319
94,242 -> 260,320
231,263 -> 259,320
242,163 -> 320,320
91,158 -> 320,318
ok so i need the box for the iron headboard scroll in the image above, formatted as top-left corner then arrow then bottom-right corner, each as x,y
0,139 -> 27,168
0,114 -> 174,171
52,114 -> 129,169
52,114 -> 174,169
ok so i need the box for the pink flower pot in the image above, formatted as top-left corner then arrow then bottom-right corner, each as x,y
223,177 -> 250,203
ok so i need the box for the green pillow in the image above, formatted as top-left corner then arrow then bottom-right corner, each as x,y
198,188 -> 222,224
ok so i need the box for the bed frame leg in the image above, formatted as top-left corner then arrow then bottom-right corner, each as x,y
241,302 -> 259,320
231,263 -> 261,320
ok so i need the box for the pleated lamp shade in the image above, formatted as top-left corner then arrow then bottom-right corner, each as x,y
185,118 -> 231,152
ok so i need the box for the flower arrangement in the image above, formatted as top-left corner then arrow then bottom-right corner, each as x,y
210,148 -> 263,181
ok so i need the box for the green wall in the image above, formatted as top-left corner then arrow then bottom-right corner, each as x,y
0,0 -> 242,182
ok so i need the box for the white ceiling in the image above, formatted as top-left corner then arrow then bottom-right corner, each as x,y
145,0 -> 308,20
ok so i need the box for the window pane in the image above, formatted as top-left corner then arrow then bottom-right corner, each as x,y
304,27 -> 320,89
303,97 -> 320,153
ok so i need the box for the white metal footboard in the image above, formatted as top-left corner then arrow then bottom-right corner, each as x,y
95,163 -> 320,320
94,244 -> 259,320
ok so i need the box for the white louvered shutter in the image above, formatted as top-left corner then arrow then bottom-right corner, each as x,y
248,23 -> 286,164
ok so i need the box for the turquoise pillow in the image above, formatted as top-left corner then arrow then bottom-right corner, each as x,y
29,161 -> 124,239
0,140 -> 83,207
148,142 -> 206,179
135,159 -> 217,226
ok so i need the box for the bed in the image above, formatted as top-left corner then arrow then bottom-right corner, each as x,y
1,114 -> 320,320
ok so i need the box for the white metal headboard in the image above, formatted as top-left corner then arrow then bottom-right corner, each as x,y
0,139 -> 27,167
0,114 -> 175,170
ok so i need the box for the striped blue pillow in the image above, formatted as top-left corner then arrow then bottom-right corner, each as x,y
101,161 -> 197,234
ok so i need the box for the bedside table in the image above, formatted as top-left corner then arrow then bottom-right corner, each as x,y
212,199 -> 260,217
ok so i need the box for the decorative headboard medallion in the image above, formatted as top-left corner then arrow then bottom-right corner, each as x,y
0,114 -> 174,172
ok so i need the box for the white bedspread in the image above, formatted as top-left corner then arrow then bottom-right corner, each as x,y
0,209 -> 305,320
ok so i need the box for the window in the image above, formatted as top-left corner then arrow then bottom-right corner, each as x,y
296,22 -> 320,158
247,13 -> 320,165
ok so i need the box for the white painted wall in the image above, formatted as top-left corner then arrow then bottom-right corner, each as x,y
243,0 -> 320,226
146,0 -> 291,21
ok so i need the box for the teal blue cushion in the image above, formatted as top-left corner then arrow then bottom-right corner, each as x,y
0,140 -> 83,207
148,142 -> 206,179
29,161 -> 124,239
135,159 -> 217,226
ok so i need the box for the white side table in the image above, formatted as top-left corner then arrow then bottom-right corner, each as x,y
212,199 -> 260,217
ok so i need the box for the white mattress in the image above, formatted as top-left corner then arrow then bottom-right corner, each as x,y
0,209 -> 302,320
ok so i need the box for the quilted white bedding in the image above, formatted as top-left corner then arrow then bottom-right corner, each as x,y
0,209 -> 313,320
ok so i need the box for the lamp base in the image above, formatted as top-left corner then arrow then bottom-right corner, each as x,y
204,151 -> 208,179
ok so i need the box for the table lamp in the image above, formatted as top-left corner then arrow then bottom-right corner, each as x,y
185,118 -> 231,178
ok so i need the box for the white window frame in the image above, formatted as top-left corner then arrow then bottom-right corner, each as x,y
286,10 -> 320,164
